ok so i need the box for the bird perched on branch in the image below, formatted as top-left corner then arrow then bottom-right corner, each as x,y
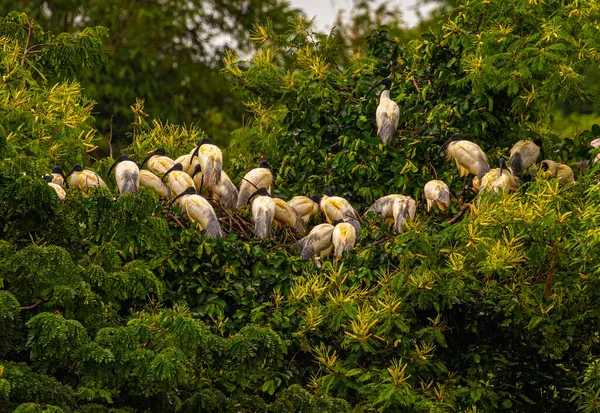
508,139 -> 542,176
191,137 -> 222,188
332,220 -> 356,258
140,147 -> 175,176
316,190 -> 361,237
295,223 -> 335,260
367,77 -> 400,144
479,158 -> 519,194
107,154 -> 140,195
170,187 -> 222,238
139,169 -> 170,198
162,163 -> 195,198
65,164 -> 107,191
424,180 -> 451,212
237,160 -> 273,208
367,194 -> 416,234
288,196 -> 320,223
43,175 -> 66,200
273,198 -> 307,234
442,133 -> 490,180
249,187 -> 276,239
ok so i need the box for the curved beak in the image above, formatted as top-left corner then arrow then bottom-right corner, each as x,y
140,148 -> 163,169
366,79 -> 385,97
191,145 -> 200,161
191,164 -> 202,179
161,163 -> 183,183
499,158 -> 505,175
169,186 -> 196,209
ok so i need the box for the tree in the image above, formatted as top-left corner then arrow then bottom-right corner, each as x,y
3,4 -> 600,412
0,0 -> 303,151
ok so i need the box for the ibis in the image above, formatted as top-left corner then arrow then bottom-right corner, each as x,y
237,160 -> 274,208
508,139 -> 542,175
162,163 -> 195,198
424,180 -> 451,212
367,78 -> 400,144
591,138 -> 600,163
190,165 -> 210,197
65,164 -> 107,191
107,154 -> 140,195
51,166 -> 66,187
541,160 -> 575,184
139,169 -> 170,198
191,137 -> 222,188
43,175 -> 66,200
140,147 -> 175,176
249,188 -> 276,239
295,223 -> 335,260
273,197 -> 307,234
479,158 -> 518,194
317,191 -> 361,237
170,187 -> 223,238
367,194 -> 416,234
288,196 -> 320,223
442,134 -> 490,194
332,221 -> 356,258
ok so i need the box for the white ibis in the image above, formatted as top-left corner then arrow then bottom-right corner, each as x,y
295,223 -> 335,260
424,180 -> 451,212
367,194 -> 416,234
51,166 -> 66,187
191,137 -> 222,188
107,154 -> 140,195
162,163 -> 195,198
367,78 -> 400,144
508,140 -> 542,175
332,221 -> 356,258
65,164 -> 107,191
249,188 -> 276,239
237,160 -> 273,208
287,196 -> 320,223
479,158 -> 519,194
273,198 -> 307,234
140,147 -> 175,176
317,191 -> 361,237
170,187 -> 222,238
139,169 -> 170,198
42,175 -> 66,200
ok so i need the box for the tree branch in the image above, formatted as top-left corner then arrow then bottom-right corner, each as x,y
21,296 -> 52,311
21,21 -> 34,68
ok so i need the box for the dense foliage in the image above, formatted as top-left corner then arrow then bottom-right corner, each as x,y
3,2 -> 600,412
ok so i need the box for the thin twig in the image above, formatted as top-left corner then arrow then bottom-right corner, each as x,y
447,203 -> 471,224
21,21 -> 33,68
168,213 -> 186,229
108,114 -> 114,158
21,296 -> 52,311
215,202 -> 251,239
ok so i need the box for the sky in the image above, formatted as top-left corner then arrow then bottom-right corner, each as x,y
289,0 -> 437,31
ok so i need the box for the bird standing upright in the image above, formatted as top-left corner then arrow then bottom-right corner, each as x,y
191,138 -> 222,188
367,78 -> 400,144
249,188 -> 276,239
107,154 -> 140,195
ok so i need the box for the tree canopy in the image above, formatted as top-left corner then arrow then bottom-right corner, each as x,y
3,0 -> 600,412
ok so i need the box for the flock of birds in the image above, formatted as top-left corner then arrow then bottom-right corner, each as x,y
39,78 -> 597,260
